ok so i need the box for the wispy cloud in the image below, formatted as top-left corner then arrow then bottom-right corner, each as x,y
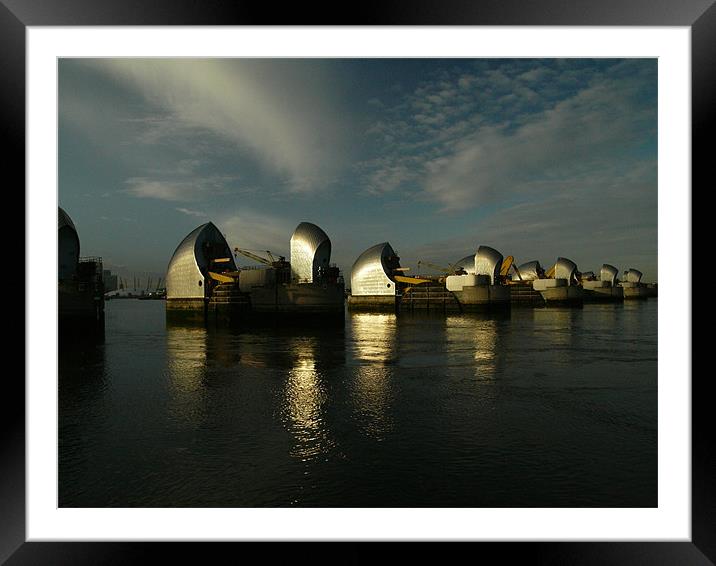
422,78 -> 655,211
175,207 -> 208,217
123,175 -> 236,202
218,209 -> 297,259
359,59 -> 656,212
397,167 -> 657,278
83,59 -> 350,193
59,59 -> 657,280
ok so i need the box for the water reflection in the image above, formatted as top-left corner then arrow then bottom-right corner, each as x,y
589,303 -> 621,326
445,314 -> 501,380
166,323 -> 208,425
351,312 -> 398,363
60,300 -> 658,508
283,335 -> 334,460
618,300 -> 657,360
473,320 -> 498,370
58,338 -> 109,450
59,335 -> 108,396
58,332 -> 111,506
165,318 -> 343,461
532,308 -> 580,348
530,309 -> 587,368
349,313 -> 399,439
204,326 -> 244,369
622,299 -> 649,335
393,311 -> 450,368
586,304 -> 622,348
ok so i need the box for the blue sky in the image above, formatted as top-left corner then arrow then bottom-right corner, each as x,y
59,58 -> 657,282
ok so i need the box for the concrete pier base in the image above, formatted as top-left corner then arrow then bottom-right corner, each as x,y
454,285 -> 511,311
168,282 -> 345,324
583,286 -> 624,302
250,282 -> 345,315
582,281 -> 624,302
166,298 -> 209,323
509,283 -> 545,307
532,278 -> 583,306
621,283 -> 649,300
347,295 -> 398,311
207,282 -> 251,324
536,285 -> 584,306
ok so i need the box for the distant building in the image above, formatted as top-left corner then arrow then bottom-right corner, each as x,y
102,269 -> 118,292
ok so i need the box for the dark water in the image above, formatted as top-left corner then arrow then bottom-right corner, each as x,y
59,299 -> 657,507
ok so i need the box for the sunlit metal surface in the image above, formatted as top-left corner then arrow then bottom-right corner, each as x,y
453,254 -> 476,275
475,246 -> 504,285
166,222 -> 236,300
58,207 -> 80,280
514,260 -> 542,281
290,222 -> 331,283
351,242 -> 400,296
601,264 -> 619,286
625,268 -> 643,283
555,257 -> 578,285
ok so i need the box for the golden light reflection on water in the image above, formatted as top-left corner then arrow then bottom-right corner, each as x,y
351,313 -> 397,363
353,365 -> 394,439
166,324 -> 208,425
446,315 -> 499,380
472,319 -> 498,377
235,350 -> 268,369
283,337 -> 333,460
590,304 -> 619,325
349,313 -> 398,440
621,300 -> 646,337
532,308 -> 578,349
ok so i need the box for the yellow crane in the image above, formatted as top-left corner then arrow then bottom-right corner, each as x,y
233,248 -> 287,267
264,250 -> 287,264
234,248 -> 272,266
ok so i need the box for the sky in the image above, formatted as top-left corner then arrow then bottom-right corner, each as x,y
58,58 -> 658,283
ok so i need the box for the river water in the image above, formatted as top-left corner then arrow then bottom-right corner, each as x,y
59,299 -> 657,507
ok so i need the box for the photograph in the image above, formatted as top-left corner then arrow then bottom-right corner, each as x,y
57,57 -> 659,509
2,0 -> 706,557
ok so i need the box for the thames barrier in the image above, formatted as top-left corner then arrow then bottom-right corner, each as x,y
147,216 -> 656,322
58,208 -> 657,327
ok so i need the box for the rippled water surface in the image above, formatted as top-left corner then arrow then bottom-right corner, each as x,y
59,299 -> 657,507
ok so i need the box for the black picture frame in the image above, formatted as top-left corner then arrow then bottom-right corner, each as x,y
6,1 -> 706,563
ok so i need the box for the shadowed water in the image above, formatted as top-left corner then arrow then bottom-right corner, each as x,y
59,299 -> 657,507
